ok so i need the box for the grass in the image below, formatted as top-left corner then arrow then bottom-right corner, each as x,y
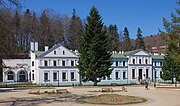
77,94 -> 147,105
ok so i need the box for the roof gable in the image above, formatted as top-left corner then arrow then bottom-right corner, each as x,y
125,49 -> 150,56
38,44 -> 78,58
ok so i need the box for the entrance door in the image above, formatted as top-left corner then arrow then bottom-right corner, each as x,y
138,69 -> 142,81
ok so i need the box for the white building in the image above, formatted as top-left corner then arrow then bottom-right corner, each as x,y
30,43 -> 80,85
2,59 -> 30,82
125,49 -> 152,83
2,42 -> 164,85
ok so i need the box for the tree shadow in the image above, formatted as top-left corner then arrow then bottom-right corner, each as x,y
2,94 -> 89,106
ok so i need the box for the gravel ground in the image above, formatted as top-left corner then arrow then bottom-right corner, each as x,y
0,86 -> 180,106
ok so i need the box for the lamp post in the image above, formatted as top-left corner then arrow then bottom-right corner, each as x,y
154,69 -> 156,88
58,71 -> 59,87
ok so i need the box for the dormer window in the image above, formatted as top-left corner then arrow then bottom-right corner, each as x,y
54,51 -> 56,54
63,50 -> 65,55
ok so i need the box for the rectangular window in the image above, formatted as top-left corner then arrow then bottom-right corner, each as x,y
62,72 -> 66,80
54,51 -> 56,54
115,72 -> 119,79
123,61 -> 125,66
146,69 -> 149,78
133,59 -> 135,64
132,69 -> 135,79
32,61 -> 34,66
139,59 -> 141,64
63,50 -> 65,55
54,60 -> 57,66
44,73 -> 48,81
123,72 -> 126,79
71,61 -> 74,66
116,61 -> 118,66
71,72 -> 75,80
155,61 -> 157,66
160,62 -> 163,66
32,74 -> 34,80
145,59 -> 148,64
53,72 -> 57,80
44,60 -> 48,66
62,60 -> 65,66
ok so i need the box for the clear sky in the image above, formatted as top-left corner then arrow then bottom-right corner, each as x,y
22,0 -> 178,39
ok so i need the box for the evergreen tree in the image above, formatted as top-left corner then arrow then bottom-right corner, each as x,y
160,1 -> 180,86
135,27 -> 145,50
123,27 -> 132,51
67,9 -> 83,50
78,6 -> 112,86
106,24 -> 119,51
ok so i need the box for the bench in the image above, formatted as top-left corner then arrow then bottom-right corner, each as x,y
101,88 -> 113,92
56,89 -> 68,94
122,87 -> 127,92
29,89 -> 40,94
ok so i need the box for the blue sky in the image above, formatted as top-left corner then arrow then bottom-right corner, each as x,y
22,0 -> 178,39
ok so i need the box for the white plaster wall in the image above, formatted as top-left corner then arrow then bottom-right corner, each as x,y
44,46 -> 78,58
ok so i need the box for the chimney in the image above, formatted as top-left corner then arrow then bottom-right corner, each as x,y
45,46 -> 48,52
34,42 -> 38,51
30,42 -> 34,51
122,51 -> 124,54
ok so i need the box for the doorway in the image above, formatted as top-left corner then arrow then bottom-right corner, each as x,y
138,69 -> 142,81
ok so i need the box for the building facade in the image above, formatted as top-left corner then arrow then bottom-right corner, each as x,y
2,59 -> 31,82
2,43 -> 165,85
152,55 -> 164,82
30,43 -> 80,85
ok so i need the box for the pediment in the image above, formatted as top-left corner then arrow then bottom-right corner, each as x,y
134,51 -> 149,56
39,44 -> 78,58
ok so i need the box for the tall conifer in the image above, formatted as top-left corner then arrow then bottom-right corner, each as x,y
78,6 -> 112,86
135,27 -> 145,50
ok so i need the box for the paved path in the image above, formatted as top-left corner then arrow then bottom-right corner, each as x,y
0,86 -> 180,106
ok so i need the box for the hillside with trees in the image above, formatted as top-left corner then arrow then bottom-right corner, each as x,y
0,0 -> 171,81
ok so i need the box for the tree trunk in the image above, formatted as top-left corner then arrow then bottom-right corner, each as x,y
175,77 -> 177,87
93,78 -> 97,86
171,77 -> 174,84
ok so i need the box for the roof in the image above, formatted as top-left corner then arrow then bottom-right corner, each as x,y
111,54 -> 127,59
2,59 -> 30,67
124,49 -> 149,56
38,43 -> 78,58
34,51 -> 44,57
152,55 -> 164,60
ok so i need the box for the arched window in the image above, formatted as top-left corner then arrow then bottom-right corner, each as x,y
7,71 -> 14,80
19,71 -> 25,75
18,70 -> 27,82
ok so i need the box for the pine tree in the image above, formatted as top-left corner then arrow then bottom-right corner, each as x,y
67,9 -> 83,50
160,1 -> 180,86
106,24 -> 119,51
135,27 -> 145,50
78,6 -> 112,86
123,27 -> 132,51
